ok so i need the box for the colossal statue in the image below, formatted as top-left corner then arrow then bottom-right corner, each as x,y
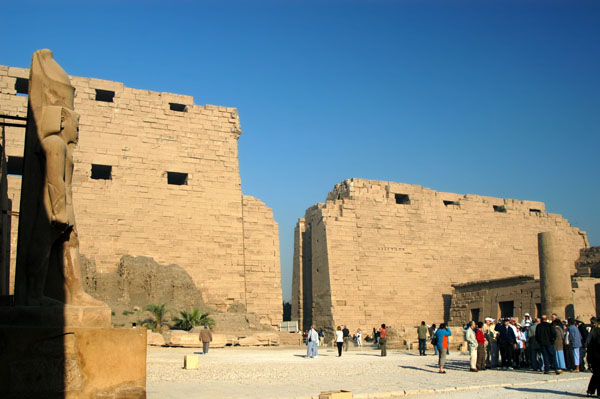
14,49 -> 103,307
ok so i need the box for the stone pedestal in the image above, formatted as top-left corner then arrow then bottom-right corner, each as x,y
0,307 -> 146,399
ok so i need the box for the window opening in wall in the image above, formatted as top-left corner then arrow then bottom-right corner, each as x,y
493,205 -> 507,213
169,103 -> 188,112
15,78 -> 29,95
95,89 -> 115,102
394,193 -> 410,205
529,209 -> 541,214
7,156 -> 23,176
91,164 -> 112,180
470,308 -> 480,323
498,301 -> 514,319
443,200 -> 460,207
536,303 -> 541,319
167,172 -> 188,185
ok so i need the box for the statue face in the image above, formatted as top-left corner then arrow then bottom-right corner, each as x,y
61,109 -> 80,145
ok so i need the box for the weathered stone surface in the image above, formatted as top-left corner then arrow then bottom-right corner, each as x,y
147,331 -> 165,346
163,330 -> 201,347
293,178 -> 588,335
238,336 -> 261,346
0,63 -> 282,327
0,326 -> 146,399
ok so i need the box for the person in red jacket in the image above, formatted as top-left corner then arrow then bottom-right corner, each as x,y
476,321 -> 487,371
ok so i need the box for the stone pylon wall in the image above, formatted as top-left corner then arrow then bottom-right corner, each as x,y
294,178 -> 588,334
0,65 -> 282,326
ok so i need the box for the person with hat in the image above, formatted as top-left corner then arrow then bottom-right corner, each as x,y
523,313 -> 532,327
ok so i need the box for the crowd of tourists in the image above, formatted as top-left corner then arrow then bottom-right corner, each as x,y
437,313 -> 600,396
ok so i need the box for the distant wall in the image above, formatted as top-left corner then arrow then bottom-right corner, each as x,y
294,178 -> 588,333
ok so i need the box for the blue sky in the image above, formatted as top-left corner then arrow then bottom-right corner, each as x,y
2,0 -> 599,301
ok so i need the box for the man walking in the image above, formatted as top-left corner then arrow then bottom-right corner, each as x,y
306,325 -> 319,358
417,321 -> 429,356
342,325 -> 351,351
199,325 -> 213,354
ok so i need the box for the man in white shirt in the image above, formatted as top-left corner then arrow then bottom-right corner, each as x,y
306,325 -> 319,358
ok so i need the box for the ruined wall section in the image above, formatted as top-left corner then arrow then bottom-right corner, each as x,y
242,195 -> 282,327
0,65 -> 281,322
296,178 -> 588,333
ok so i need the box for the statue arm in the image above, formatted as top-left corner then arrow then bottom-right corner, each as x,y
41,134 -> 69,227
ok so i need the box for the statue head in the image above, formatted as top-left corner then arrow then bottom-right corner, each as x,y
29,49 -> 76,141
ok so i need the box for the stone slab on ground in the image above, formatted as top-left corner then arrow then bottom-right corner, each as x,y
147,346 -> 590,399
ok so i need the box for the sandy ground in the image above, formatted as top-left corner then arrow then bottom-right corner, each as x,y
146,344 -> 591,398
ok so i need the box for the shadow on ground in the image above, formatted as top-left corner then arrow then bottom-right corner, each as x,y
504,386 -> 588,397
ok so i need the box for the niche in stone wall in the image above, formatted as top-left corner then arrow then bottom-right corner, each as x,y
169,103 -> 188,112
15,77 -> 28,95
394,193 -> 410,205
7,156 -> 23,176
95,89 -> 115,102
91,164 -> 112,180
167,172 -> 188,186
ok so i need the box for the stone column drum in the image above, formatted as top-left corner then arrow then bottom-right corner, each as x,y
539,231 -> 573,319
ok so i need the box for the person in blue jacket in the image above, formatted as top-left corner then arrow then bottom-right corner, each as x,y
435,323 -> 452,373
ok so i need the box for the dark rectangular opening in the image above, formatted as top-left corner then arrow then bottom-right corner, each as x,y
95,89 -> 115,102
443,200 -> 460,207
493,205 -> 507,213
536,303 -> 542,319
169,103 -> 188,112
498,301 -> 514,319
7,156 -> 23,176
15,78 -> 29,95
167,172 -> 188,185
470,308 -> 480,323
529,209 -> 541,214
394,193 -> 410,205
91,164 -> 112,180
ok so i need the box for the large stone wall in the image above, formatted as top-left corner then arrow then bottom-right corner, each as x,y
0,64 -> 282,326
293,178 -> 588,333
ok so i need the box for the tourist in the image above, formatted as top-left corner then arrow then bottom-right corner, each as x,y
465,321 -> 478,371
497,318 -> 516,370
342,325 -> 351,351
306,325 -> 319,358
430,324 -> 438,355
485,318 -> 499,368
319,328 -> 325,346
476,321 -> 486,371
568,318 -> 583,372
435,323 -> 452,374
552,319 -> 566,373
529,317 -> 543,371
516,324 -> 527,368
373,327 -> 379,345
509,318 -> 520,368
356,328 -> 363,350
379,324 -> 388,357
199,324 -> 213,354
335,326 -> 344,357
577,319 -> 589,372
523,313 -> 532,327
536,314 -> 558,374
417,321 -> 429,356
586,321 -> 600,396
